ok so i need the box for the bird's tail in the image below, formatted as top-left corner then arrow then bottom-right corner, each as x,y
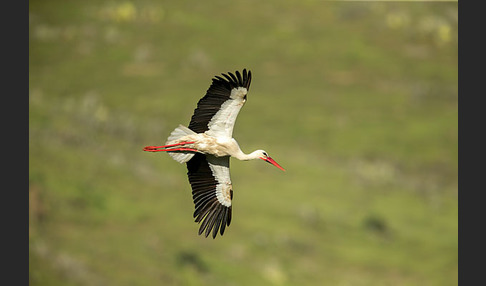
143,125 -> 198,163
165,125 -> 197,163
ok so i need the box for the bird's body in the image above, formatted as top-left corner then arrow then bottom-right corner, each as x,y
159,131 -> 265,160
143,69 -> 284,238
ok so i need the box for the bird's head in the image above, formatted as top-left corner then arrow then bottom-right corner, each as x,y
256,150 -> 285,171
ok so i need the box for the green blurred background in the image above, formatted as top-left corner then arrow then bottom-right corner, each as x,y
29,1 -> 457,285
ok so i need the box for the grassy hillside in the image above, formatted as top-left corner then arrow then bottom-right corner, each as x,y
30,1 -> 457,285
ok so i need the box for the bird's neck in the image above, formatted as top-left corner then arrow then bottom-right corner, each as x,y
233,150 -> 260,161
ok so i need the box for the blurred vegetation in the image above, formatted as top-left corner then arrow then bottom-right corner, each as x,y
30,1 -> 457,285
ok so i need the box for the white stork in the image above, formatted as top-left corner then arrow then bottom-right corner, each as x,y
143,69 -> 285,238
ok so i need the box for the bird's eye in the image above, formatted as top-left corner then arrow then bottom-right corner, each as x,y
263,152 -> 268,157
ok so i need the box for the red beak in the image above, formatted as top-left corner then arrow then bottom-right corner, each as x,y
261,156 -> 285,171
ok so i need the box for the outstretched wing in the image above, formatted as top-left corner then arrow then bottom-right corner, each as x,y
186,153 -> 233,238
188,69 -> 252,138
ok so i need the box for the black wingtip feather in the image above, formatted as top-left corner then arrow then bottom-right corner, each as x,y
216,69 -> 251,90
221,73 -> 232,82
205,207 -> 219,238
235,70 -> 243,86
219,207 -> 229,235
212,209 -> 224,239
193,199 -> 232,238
227,71 -> 238,85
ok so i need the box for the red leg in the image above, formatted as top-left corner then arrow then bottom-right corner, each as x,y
146,147 -> 199,152
143,141 -> 195,152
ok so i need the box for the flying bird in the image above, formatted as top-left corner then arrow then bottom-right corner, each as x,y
143,69 -> 285,238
